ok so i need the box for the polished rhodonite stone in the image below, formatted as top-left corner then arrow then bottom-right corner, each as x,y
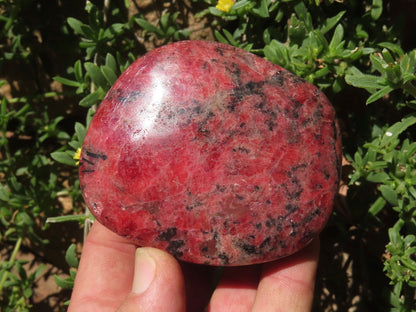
79,40 -> 341,266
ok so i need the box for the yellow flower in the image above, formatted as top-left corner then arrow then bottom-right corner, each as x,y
216,0 -> 234,12
73,147 -> 82,166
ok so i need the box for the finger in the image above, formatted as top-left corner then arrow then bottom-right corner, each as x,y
68,221 -> 137,312
251,239 -> 320,312
116,247 -> 186,312
207,265 -> 261,312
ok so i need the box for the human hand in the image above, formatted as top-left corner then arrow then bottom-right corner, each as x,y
68,221 -> 319,312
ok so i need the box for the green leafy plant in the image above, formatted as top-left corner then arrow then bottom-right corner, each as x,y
0,236 -> 46,312
0,92 -> 73,310
347,78 -> 416,311
135,12 -> 191,43
346,48 -> 416,104
1,1 -> 84,310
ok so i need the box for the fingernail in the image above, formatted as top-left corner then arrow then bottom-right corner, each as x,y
132,248 -> 156,294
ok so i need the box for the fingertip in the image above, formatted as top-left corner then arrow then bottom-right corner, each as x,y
131,249 -> 156,294
117,247 -> 186,312
251,238 -> 320,312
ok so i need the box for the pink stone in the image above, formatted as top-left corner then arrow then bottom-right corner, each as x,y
79,40 -> 341,266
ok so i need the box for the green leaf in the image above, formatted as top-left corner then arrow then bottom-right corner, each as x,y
13,103 -> 32,118
371,0 -> 383,20
208,7 -> 229,18
67,17 -> 85,35
214,30 -> 229,45
103,23 -> 125,39
0,184 -> 10,201
230,0 -> 255,13
308,30 -> 328,55
404,235 -> 416,248
24,287 -> 33,298
88,5 -> 101,31
264,40 -> 291,68
34,264 -> 46,279
16,211 -> 33,226
135,17 -> 163,36
293,1 -> 312,31
68,141 -> 81,150
369,196 -> 386,216
378,42 -> 404,57
320,11 -> 346,34
65,244 -> 79,268
252,0 -> 270,18
370,53 -> 388,74
1,97 -> 7,117
379,184 -> 398,206
355,24 -> 369,39
17,261 -> 27,280
354,149 -> 363,166
329,24 -> 344,54
53,76 -> 80,88
79,88 -> 106,107
74,60 -> 83,82
175,28 -> 191,40
401,256 -> 416,271
313,66 -> 330,78
408,186 -> 416,200
345,72 -> 385,90
380,114 -> 416,146
79,41 -> 96,48
159,12 -> 170,31
57,131 -> 71,140
389,219 -> 405,245
288,15 -> 307,44
50,151 -> 76,166
382,48 -> 395,64
74,122 -> 86,143
101,65 -> 118,86
366,85 -> 394,104
172,12 -> 180,24
342,48 -> 364,61
222,29 -> 237,46
385,64 -> 403,86
54,275 -> 74,289
84,62 -> 108,89
401,51 -> 416,75
105,53 -> 117,73
367,172 -> 390,183
363,48 -> 376,55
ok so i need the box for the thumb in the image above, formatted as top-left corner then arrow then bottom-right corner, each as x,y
116,247 -> 186,312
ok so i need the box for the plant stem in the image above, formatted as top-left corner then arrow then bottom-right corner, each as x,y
0,236 -> 23,294
7,91 -> 73,104
84,209 -> 94,243
103,0 -> 110,23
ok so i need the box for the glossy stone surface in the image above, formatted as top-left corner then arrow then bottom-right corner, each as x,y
79,40 -> 341,266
